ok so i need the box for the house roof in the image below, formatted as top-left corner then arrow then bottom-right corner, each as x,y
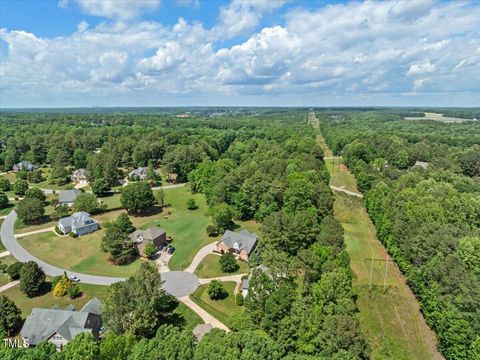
128,167 -> 148,177
80,297 -> 103,316
219,229 -> 258,255
58,211 -> 94,228
72,168 -> 87,177
128,227 -> 166,243
59,189 -> 82,203
414,161 -> 429,169
242,279 -> 249,290
14,161 -> 36,171
192,323 -> 213,341
20,297 -> 103,345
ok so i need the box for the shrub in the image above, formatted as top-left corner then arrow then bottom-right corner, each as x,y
69,231 -> 78,238
51,275 -> 62,288
0,178 -> 11,192
235,293 -> 244,306
13,179 -> 29,195
0,262 -> 7,273
186,198 -> 197,210
144,242 -> 157,259
206,225 -> 218,237
25,187 -> 46,202
220,252 -> 239,273
7,262 -> 23,280
53,275 -> 75,297
19,261 -> 46,297
0,192 -> 8,209
68,285 -> 81,299
208,280 -> 228,300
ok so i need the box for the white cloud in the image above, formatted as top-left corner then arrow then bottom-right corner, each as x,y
74,0 -> 160,20
1,0 -> 480,107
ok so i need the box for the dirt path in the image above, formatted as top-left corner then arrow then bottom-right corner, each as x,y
311,112 -> 443,360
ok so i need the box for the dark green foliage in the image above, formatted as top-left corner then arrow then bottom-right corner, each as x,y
27,169 -> 44,183
19,261 -> 46,297
144,241 -> 157,259
121,182 -> 155,214
0,192 -> 8,208
0,178 -> 11,191
219,252 -> 239,273
24,187 -> 46,202
13,179 -> 28,195
91,178 -> 111,196
0,295 -> 22,336
115,213 -> 135,233
99,331 -> 137,360
17,198 -> 45,223
208,280 -> 228,300
7,262 -> 23,280
206,225 -> 218,237
186,198 -> 197,210
62,332 -> 100,360
68,285 -> 81,299
51,204 -> 70,221
235,293 -> 244,306
101,219 -> 136,265
73,148 -> 88,169
103,263 -> 177,338
209,203 -> 234,232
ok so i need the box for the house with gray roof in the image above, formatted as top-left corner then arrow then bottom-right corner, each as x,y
20,298 -> 103,349
71,168 -> 88,185
58,211 -> 99,236
242,264 -> 273,298
58,189 -> 82,207
414,160 -> 430,169
215,229 -> 258,262
13,160 -> 37,172
128,167 -> 148,180
128,227 -> 167,257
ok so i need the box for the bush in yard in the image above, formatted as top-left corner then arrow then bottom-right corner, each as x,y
0,262 -> 7,273
121,182 -> 155,214
235,293 -> 244,306
20,261 -> 46,297
206,225 -> 218,237
68,285 -> 81,299
92,178 -> 111,196
186,198 -> 197,210
13,179 -> 28,195
6,262 -> 23,280
15,171 -> 28,180
25,187 -> 46,202
16,198 -> 45,223
208,280 -> 228,300
51,275 -> 62,288
0,192 -> 8,209
27,169 -> 43,183
53,275 -> 75,297
220,252 -> 239,273
73,192 -> 98,213
144,241 -> 157,259
51,204 -> 70,221
0,295 -> 22,336
0,178 -> 11,192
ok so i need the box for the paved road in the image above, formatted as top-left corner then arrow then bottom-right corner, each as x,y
330,185 -> 364,198
151,183 -> 187,191
178,296 -> 230,332
0,211 -> 125,286
0,280 -> 19,293
198,274 -> 245,285
184,241 -> 218,273
162,271 -> 199,297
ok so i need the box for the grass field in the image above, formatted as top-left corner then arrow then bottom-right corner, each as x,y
315,125 -> 442,360
194,254 -> 248,278
173,302 -> 204,331
2,281 -> 109,317
18,227 -> 142,278
190,281 -> 243,328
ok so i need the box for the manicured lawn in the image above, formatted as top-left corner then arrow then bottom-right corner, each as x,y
173,302 -> 204,331
18,228 -> 142,278
98,193 -> 122,210
147,187 -> 211,271
2,281 -> 109,317
190,281 -> 243,328
0,273 -> 10,287
15,217 -> 57,233
194,254 -> 248,278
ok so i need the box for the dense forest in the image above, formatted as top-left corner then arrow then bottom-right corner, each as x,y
320,110 -> 480,360
0,110 -> 368,359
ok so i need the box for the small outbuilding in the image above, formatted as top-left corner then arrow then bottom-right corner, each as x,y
58,189 -> 82,207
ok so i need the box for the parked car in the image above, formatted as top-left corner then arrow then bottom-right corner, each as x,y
167,246 -> 175,254
68,275 -> 80,282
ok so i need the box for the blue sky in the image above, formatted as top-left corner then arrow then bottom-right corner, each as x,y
0,0 -> 479,108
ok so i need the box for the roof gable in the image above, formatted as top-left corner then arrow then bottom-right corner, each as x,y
220,229 -> 258,254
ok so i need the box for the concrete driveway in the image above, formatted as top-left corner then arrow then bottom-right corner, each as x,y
0,211 -> 125,286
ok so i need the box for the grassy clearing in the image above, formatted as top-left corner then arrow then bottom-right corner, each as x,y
2,281 -> 109,317
315,127 -> 441,360
190,281 -> 243,328
173,302 -> 204,331
18,228 -> 142,278
194,254 -> 248,278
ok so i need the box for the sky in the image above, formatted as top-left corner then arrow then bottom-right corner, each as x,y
0,0 -> 479,108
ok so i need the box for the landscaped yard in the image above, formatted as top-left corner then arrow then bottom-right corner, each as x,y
173,303 -> 204,331
2,281 -> 109,316
194,254 -> 248,278
18,228 -> 143,278
190,281 -> 243,328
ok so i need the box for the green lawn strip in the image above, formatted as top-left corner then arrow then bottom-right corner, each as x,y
2,281 -> 109,317
172,302 -> 204,331
98,193 -> 122,210
189,281 -> 243,328
0,273 -> 10,287
194,254 -> 248,278
18,231 -> 142,278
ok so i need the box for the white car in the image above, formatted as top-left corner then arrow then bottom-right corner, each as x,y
68,275 -> 80,282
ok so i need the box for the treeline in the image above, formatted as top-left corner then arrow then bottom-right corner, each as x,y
320,110 -> 480,359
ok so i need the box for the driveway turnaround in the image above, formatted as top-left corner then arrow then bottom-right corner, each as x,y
184,241 -> 218,273
161,271 -> 199,297
0,211 -> 125,286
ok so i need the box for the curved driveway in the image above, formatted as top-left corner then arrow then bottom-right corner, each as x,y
0,211 -> 125,285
